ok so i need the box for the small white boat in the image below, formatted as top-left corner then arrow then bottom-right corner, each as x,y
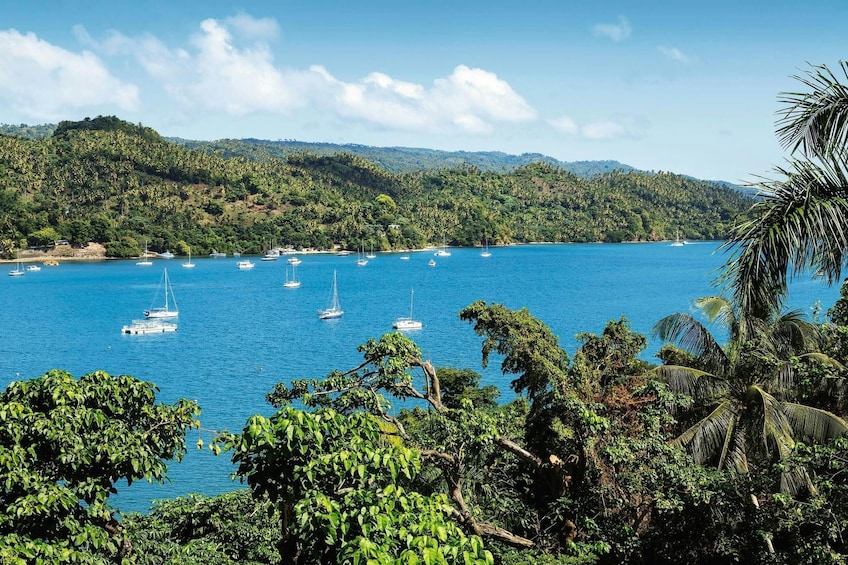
400,255 -> 410,260
356,244 -> 368,266
481,237 -> 492,258
318,270 -> 343,319
671,229 -> 684,247
26,264 -> 41,272
428,259 -> 436,267
434,235 -> 451,257
365,244 -> 376,259
144,268 -> 179,319
210,250 -> 226,258
8,257 -> 24,276
393,288 -> 422,331
137,241 -> 154,265
287,256 -> 302,265
158,251 -> 174,259
236,260 -> 255,270
122,319 -> 177,334
262,249 -> 280,261
182,248 -> 195,269
283,263 -> 301,288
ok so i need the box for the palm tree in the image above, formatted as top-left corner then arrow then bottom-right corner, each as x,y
720,62 -> 848,322
652,295 -> 848,493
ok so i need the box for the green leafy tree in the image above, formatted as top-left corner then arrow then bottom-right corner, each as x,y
219,406 -> 494,564
0,369 -> 199,564
652,295 -> 848,493
121,490 -> 283,565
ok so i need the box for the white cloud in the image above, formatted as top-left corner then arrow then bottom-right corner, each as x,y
224,13 -> 280,41
582,120 -> 627,140
317,64 -> 536,133
658,46 -> 694,64
593,16 -> 631,42
549,115 -> 578,135
98,16 -> 537,134
0,29 -> 138,121
7,15 -> 538,136
549,114 -> 647,140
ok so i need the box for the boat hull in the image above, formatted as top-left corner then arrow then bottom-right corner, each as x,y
393,319 -> 422,330
122,320 -> 177,334
144,309 -> 178,319
318,309 -> 343,320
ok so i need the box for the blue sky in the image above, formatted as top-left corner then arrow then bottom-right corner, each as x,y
1,1 -> 846,183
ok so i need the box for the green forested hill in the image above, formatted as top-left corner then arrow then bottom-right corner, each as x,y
1,121 -> 634,175
175,137 -> 635,176
0,116 -> 753,258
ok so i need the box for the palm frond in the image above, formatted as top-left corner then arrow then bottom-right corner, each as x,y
653,312 -> 730,375
780,466 -> 815,496
721,422 -> 749,474
750,385 -> 796,460
776,61 -> 848,159
770,308 -> 821,355
650,365 -> 727,401
783,401 -> 848,443
673,401 -> 734,466
716,409 -> 737,470
718,155 -> 848,319
693,295 -> 737,330
773,352 -> 846,393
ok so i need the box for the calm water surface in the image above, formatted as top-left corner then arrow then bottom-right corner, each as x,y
0,242 -> 838,513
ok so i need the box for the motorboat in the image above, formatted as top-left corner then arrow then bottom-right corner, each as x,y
236,260 -> 255,270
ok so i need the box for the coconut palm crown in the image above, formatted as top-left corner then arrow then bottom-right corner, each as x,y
652,295 -> 848,493
720,62 -> 848,323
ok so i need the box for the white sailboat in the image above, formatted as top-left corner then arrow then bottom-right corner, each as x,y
136,241 -> 153,266
144,268 -> 179,319
181,247 -> 195,268
356,243 -> 368,266
283,263 -> 301,288
393,288 -> 422,330
8,250 -> 24,276
434,235 -> 451,257
318,270 -> 343,319
671,229 -> 684,247
366,244 -> 376,259
481,237 -> 492,258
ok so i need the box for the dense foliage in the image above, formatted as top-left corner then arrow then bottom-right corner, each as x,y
0,116 -> 750,258
0,370 -> 199,563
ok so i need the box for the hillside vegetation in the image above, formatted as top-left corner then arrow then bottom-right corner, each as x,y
0,116 -> 753,258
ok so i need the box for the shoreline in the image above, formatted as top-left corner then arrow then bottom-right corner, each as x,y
0,239 -> 702,264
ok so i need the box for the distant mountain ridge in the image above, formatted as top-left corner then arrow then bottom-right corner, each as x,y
171,137 -> 635,178
0,120 -> 739,187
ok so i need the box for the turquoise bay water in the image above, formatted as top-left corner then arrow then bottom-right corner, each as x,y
0,242 -> 839,513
